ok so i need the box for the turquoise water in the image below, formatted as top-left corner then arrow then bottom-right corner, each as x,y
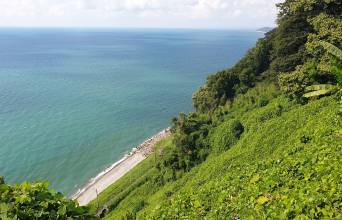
0,28 -> 263,195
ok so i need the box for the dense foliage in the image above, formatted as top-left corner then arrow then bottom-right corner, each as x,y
175,0 -> 342,174
192,36 -> 272,113
194,0 -> 342,112
142,96 -> 341,219
0,178 -> 97,219
92,89 -> 341,219
209,119 -> 244,153
94,0 -> 342,219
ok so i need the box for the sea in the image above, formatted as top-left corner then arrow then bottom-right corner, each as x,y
0,28 -> 263,196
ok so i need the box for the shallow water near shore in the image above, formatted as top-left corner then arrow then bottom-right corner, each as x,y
0,28 -> 263,196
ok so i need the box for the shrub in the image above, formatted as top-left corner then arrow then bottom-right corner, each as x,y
230,83 -> 280,112
278,65 -> 311,101
210,119 -> 244,153
0,179 -> 97,220
168,113 -> 212,172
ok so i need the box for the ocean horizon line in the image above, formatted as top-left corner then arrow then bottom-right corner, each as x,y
0,26 -> 268,31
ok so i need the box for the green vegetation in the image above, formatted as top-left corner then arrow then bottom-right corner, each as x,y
0,179 -> 97,219
1,0 -> 341,219
91,0 -> 342,219
142,95 -> 341,219
209,119 -> 244,153
90,89 -> 341,219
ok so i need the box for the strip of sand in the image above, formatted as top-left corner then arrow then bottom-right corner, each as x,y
72,128 -> 171,206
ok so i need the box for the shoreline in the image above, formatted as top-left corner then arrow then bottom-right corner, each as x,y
72,128 -> 171,206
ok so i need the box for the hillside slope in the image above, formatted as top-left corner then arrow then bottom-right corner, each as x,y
142,96 -> 341,219
91,0 -> 342,218
92,0 -> 342,218
91,88 -> 341,219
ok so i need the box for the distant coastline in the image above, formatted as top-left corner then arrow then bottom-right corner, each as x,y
72,128 -> 171,206
256,27 -> 274,33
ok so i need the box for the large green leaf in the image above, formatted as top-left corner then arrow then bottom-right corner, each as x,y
303,89 -> 335,98
303,84 -> 338,98
320,41 -> 342,60
305,84 -> 338,92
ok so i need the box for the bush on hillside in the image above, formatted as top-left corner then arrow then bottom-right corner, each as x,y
155,113 -> 212,177
210,120 -> 244,153
278,65 -> 311,101
0,179 -> 97,220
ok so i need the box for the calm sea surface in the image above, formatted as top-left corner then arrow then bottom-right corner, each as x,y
0,28 -> 263,195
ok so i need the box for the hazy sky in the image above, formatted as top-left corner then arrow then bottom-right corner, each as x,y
0,0 -> 283,29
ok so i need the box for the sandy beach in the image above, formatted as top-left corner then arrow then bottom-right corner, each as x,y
72,128 -> 171,206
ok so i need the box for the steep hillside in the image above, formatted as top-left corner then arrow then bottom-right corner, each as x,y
93,87 -> 341,219
92,0 -> 342,219
142,95 -> 341,219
